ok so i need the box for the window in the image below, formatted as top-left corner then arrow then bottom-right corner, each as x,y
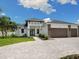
37,29 -> 39,34
21,29 -> 24,33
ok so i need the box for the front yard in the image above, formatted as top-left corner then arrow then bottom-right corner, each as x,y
0,37 -> 34,46
0,37 -> 79,59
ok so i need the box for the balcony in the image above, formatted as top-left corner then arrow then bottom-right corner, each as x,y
29,23 -> 44,27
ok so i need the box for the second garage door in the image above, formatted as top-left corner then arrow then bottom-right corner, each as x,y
71,29 -> 77,37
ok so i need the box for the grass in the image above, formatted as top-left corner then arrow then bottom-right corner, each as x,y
0,37 -> 34,47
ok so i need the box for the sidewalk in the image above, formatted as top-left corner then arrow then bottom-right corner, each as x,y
33,37 -> 43,42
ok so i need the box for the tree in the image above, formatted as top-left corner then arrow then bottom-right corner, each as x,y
0,16 -> 17,37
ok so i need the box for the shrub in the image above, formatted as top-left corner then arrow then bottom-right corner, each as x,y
10,34 -> 17,37
60,54 -> 79,59
22,34 -> 27,37
39,34 -> 42,37
44,36 -> 48,40
0,36 -> 6,39
39,34 -> 45,38
38,34 -> 48,40
41,35 -> 45,38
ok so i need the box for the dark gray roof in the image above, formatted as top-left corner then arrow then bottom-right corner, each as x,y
48,20 -> 78,25
25,18 -> 79,25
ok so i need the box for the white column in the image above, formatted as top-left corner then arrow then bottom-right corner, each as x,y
27,29 -> 30,37
27,22 -> 30,37
68,25 -> 71,37
39,26 -> 41,34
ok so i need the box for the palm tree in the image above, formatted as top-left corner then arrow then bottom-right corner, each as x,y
0,16 -> 17,37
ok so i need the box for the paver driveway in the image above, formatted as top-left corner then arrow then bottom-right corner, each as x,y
0,37 -> 79,59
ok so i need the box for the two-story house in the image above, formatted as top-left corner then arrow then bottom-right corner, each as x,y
15,18 -> 79,38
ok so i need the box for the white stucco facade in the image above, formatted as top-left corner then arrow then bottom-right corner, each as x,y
15,25 -> 27,36
50,23 -> 68,28
48,23 -> 78,29
15,20 -> 48,37
14,19 -> 79,37
26,21 -> 48,37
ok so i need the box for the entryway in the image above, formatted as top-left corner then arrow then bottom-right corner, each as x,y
30,29 -> 35,36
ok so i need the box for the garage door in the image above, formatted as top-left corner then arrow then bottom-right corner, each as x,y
71,29 -> 77,37
48,28 -> 67,38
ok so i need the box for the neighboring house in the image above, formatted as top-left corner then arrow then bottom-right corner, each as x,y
15,18 -> 79,38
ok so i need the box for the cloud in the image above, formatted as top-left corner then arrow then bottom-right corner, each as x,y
51,0 -> 55,2
76,19 -> 79,23
14,16 -> 21,20
1,13 -> 6,16
57,0 -> 78,5
0,13 -> 6,16
14,16 -> 19,19
75,19 -> 79,24
43,18 -> 51,22
18,0 -> 56,14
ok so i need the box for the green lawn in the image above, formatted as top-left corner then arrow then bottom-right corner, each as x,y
0,37 -> 34,47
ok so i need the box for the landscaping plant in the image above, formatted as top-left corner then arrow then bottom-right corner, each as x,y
60,54 -> 79,59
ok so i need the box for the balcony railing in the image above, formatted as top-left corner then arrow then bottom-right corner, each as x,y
29,24 -> 44,26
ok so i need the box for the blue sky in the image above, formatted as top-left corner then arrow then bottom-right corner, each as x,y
0,0 -> 79,24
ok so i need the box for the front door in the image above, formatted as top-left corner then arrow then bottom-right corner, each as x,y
30,29 -> 35,36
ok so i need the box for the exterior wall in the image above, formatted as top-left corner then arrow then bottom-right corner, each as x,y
71,25 -> 78,28
28,21 -> 44,27
50,23 -> 68,28
27,22 -> 30,37
27,21 -> 48,36
7,32 -> 15,36
29,26 -> 41,36
15,26 -> 27,36
40,24 -> 48,36
27,21 -> 43,37
0,31 -> 15,36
